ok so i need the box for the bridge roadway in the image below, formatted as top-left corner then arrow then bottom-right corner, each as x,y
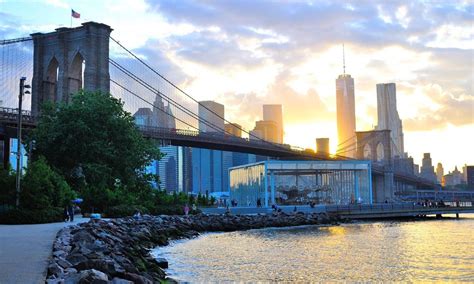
0,107 -> 437,188
202,203 -> 474,219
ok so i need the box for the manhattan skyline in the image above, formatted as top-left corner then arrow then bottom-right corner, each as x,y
0,0 -> 472,170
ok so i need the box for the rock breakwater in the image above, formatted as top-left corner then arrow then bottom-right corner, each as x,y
46,212 -> 339,283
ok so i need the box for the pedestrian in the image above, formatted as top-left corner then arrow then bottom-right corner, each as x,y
192,203 -> 197,212
63,205 -> 69,222
257,198 -> 261,208
67,203 -> 74,222
184,204 -> 190,215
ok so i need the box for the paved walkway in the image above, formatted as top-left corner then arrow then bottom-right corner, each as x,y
0,217 -> 89,284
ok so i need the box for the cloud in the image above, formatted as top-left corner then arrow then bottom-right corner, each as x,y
44,0 -> 68,9
403,84 -> 474,131
216,70 -> 333,131
170,30 -> 264,68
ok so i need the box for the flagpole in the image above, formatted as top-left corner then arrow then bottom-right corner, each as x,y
70,14 -> 72,28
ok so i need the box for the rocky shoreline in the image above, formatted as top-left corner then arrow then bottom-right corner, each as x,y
46,212 -> 340,283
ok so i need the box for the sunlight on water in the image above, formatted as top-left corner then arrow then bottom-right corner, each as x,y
154,215 -> 474,282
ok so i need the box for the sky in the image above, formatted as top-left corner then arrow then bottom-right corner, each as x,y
0,0 -> 473,171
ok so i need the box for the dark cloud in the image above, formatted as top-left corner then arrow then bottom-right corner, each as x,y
170,31 -> 264,67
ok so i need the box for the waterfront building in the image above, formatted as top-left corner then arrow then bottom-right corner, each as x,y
442,166 -> 463,187
467,166 -> 474,190
394,156 -> 415,176
316,138 -> 330,157
336,73 -> 356,158
420,153 -> 437,182
376,83 -> 405,158
436,163 -> 444,183
462,164 -> 468,183
413,164 -> 420,176
229,160 -> 372,207
263,104 -> 283,143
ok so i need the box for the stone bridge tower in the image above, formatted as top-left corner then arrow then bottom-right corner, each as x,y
355,129 -> 394,203
31,22 -> 112,115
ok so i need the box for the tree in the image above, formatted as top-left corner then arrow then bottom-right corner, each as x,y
28,90 -> 162,194
20,156 -> 75,210
0,167 -> 15,206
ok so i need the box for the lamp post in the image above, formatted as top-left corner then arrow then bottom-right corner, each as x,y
15,77 -> 30,207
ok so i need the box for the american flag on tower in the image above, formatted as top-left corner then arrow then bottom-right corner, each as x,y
71,9 -> 80,19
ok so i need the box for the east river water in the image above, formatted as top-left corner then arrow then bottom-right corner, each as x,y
153,215 -> 474,282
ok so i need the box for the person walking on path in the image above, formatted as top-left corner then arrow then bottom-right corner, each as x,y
63,205 -> 69,222
67,204 -> 74,222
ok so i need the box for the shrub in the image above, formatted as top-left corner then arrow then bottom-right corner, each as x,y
0,168 -> 15,206
0,207 -> 63,224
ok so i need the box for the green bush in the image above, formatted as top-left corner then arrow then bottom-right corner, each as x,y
20,157 -> 76,210
0,168 -> 15,206
104,204 -> 149,218
0,207 -> 63,224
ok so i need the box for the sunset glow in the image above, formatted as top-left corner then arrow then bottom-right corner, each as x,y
0,0 -> 472,170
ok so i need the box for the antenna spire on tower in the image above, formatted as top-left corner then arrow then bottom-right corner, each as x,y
342,43 -> 346,75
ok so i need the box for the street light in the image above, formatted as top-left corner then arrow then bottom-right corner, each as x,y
15,77 -> 30,207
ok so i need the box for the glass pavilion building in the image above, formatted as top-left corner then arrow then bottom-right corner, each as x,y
229,160 -> 372,207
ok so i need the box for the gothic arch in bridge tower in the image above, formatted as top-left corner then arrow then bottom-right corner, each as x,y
355,130 -> 392,166
31,22 -> 112,115
363,143 -> 371,159
376,142 -> 385,162
68,51 -> 85,101
43,56 -> 59,103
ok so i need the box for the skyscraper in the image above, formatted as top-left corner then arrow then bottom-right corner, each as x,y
262,104 -> 283,143
420,153 -> 437,182
376,83 -> 404,157
224,123 -> 242,137
436,163 -> 444,183
252,120 -> 279,143
316,138 -> 330,157
150,95 -> 176,129
198,101 -> 224,133
336,71 -> 356,157
193,100 -> 228,193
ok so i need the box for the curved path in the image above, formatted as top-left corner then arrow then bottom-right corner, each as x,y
0,217 -> 88,284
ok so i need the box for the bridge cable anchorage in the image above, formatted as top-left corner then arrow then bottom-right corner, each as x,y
109,36 -> 280,146
109,59 -> 227,135
108,40 -> 310,157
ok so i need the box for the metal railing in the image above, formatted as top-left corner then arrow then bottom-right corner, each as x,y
0,107 -> 35,123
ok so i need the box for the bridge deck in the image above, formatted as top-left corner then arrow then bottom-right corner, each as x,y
0,107 -> 438,188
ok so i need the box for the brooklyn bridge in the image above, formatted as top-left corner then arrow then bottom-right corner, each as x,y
0,22 -> 469,204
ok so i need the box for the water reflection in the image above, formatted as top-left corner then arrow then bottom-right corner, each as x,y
154,216 -> 474,282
